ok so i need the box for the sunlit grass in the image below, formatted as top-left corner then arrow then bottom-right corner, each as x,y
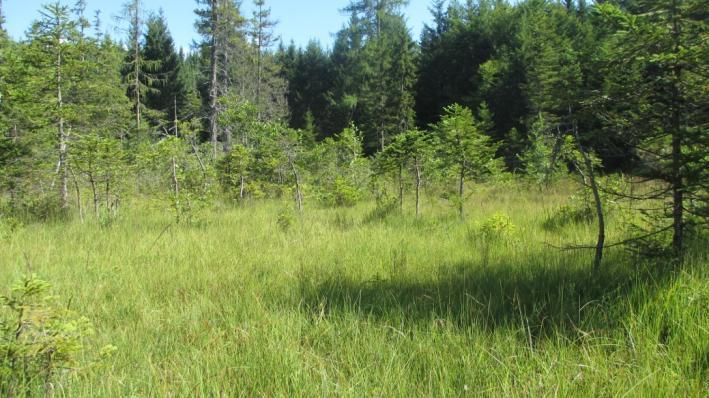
0,180 -> 706,396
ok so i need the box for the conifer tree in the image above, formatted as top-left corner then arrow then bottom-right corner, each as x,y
142,11 -> 186,130
25,3 -> 83,210
120,0 -> 153,136
336,0 -> 416,153
436,104 -> 501,219
597,0 -> 708,256
196,0 -> 248,155
249,0 -> 277,120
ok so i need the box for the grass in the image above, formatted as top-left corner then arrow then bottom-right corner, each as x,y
0,181 -> 706,396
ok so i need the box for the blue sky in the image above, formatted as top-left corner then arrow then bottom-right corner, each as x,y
4,0 -> 433,51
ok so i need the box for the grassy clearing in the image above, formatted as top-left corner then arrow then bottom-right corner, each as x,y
1,181 -> 706,396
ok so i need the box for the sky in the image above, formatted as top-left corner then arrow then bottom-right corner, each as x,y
4,0 -> 433,51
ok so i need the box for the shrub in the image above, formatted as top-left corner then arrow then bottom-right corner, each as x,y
469,212 -> 517,243
277,208 -> 296,232
321,177 -> 363,208
0,215 -> 23,240
0,275 -> 116,396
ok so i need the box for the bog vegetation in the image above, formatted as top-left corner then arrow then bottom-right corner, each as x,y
0,0 -> 706,396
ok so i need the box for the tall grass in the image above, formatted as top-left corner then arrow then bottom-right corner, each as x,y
0,181 -> 706,396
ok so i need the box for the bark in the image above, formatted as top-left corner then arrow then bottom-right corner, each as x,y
221,41 -> 231,152
89,175 -> 98,217
415,158 -> 421,217
69,167 -> 84,223
458,159 -> 465,219
290,161 -> 303,213
171,156 -> 180,209
574,124 -> 605,272
173,97 -> 179,137
57,45 -> 68,210
256,10 -> 263,121
239,175 -> 245,200
670,1 -> 684,256
671,115 -> 683,255
132,1 -> 141,131
398,163 -> 404,211
208,0 -> 220,158
105,180 -> 111,211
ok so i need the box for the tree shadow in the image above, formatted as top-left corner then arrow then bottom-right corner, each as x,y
299,248 -> 685,343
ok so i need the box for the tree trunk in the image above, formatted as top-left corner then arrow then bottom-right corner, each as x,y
290,162 -> 303,213
105,180 -> 111,211
222,44 -> 231,152
415,159 -> 421,217
256,9 -> 263,122
89,176 -> 99,218
171,156 -> 180,212
57,48 -> 68,210
132,1 -> 141,132
69,167 -> 84,223
670,2 -> 683,257
209,0 -> 220,159
574,124 -> 605,272
240,174 -> 245,200
398,163 -> 404,211
458,159 -> 465,220
173,97 -> 179,137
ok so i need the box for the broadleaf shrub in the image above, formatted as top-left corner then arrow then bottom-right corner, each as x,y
469,212 -> 517,243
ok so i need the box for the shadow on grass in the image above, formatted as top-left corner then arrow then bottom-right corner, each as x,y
299,248 -> 687,343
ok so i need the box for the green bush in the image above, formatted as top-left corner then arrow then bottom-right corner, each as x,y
0,275 -> 116,396
469,212 -> 517,243
0,215 -> 23,240
321,177 -> 363,208
276,208 -> 296,232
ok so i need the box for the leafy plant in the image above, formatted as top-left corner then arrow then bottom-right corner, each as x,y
276,208 -> 296,232
0,275 -> 116,397
469,212 -> 517,243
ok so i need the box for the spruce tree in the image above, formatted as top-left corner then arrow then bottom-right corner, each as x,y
598,0 -> 708,256
25,3 -> 83,210
436,103 -> 501,219
142,11 -> 185,130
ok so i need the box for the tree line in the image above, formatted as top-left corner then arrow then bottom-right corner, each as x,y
0,0 -> 706,264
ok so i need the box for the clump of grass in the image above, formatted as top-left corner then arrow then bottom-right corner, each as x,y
542,194 -> 595,230
363,195 -> 399,224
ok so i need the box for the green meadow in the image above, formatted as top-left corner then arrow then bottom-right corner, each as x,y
1,182 -> 706,397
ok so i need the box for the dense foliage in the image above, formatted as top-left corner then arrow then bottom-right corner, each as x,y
0,0 -> 706,257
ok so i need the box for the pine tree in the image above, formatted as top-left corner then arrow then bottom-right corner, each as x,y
196,0 -> 247,155
598,0 -> 708,256
25,3 -> 83,210
336,0 -> 416,153
249,0 -> 277,120
436,103 -> 501,219
120,0 -> 152,136
142,11 -> 186,131
277,40 -> 334,137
